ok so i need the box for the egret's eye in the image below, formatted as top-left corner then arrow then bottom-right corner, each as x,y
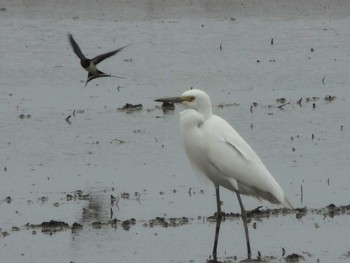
184,96 -> 195,102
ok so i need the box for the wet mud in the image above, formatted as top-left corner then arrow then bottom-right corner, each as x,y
2,189 -> 349,235
2,195 -> 349,262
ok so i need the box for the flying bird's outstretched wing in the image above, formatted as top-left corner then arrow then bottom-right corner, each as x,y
92,43 -> 132,65
68,33 -> 86,60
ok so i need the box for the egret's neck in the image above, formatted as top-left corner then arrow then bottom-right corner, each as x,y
197,103 -> 213,120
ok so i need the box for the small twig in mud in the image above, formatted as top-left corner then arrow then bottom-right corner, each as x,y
110,139 -> 126,144
111,195 -> 120,211
257,251 -> 262,260
297,97 -> 302,106
188,187 -> 192,197
65,110 -> 76,124
277,101 -> 291,109
114,196 -> 120,210
111,195 -> 118,204
136,193 -> 141,204
110,208 -> 113,219
250,102 -> 258,113
65,114 -> 72,124
301,185 -> 303,205
306,96 -> 320,102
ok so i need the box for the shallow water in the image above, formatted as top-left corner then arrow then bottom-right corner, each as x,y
1,0 -> 350,262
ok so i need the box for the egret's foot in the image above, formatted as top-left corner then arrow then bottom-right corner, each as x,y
240,258 -> 263,263
208,258 -> 222,263
213,211 -> 224,220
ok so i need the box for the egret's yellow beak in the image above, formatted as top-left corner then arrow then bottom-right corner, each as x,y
154,95 -> 194,103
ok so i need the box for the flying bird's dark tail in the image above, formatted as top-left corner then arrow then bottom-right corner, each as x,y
84,72 -> 125,87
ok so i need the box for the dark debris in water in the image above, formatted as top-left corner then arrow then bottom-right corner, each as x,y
65,110 -> 76,124
206,253 -> 305,263
217,102 -> 239,109
206,203 -> 350,221
118,103 -> 143,112
24,220 -> 83,235
311,203 -> 350,218
207,255 -> 277,263
154,101 -> 176,113
3,196 -> 12,204
247,206 -> 292,218
250,95 -> 337,111
121,192 -> 130,199
343,251 -> 350,259
3,199 -> 350,238
147,216 -> 190,228
25,220 -> 70,235
41,220 -> 69,228
18,114 -> 31,119
66,190 -> 90,201
285,253 -> 304,262
72,222 -> 83,230
110,138 -> 127,144
160,101 -> 175,110
93,216 -> 192,230
254,203 -> 350,219
121,218 -> 136,230
207,206 -> 295,222
324,95 -> 336,102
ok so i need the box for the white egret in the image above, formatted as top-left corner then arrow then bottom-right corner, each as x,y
155,89 -> 292,261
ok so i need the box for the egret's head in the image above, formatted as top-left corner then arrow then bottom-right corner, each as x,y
155,89 -> 213,117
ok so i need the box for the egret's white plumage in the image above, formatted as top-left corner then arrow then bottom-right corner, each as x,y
179,90 -> 291,207
155,89 -> 292,260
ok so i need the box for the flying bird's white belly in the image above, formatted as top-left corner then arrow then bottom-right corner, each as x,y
85,63 -> 99,75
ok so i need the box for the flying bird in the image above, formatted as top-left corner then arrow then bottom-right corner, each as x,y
68,33 -> 131,87
155,89 -> 292,261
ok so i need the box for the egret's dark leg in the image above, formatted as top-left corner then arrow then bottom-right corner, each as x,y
236,191 -> 251,260
212,186 -> 222,262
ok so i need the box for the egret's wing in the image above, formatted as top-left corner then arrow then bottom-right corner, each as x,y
68,34 -> 86,60
224,137 -> 251,161
92,44 -> 132,65
207,131 -> 267,186
204,116 -> 286,204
